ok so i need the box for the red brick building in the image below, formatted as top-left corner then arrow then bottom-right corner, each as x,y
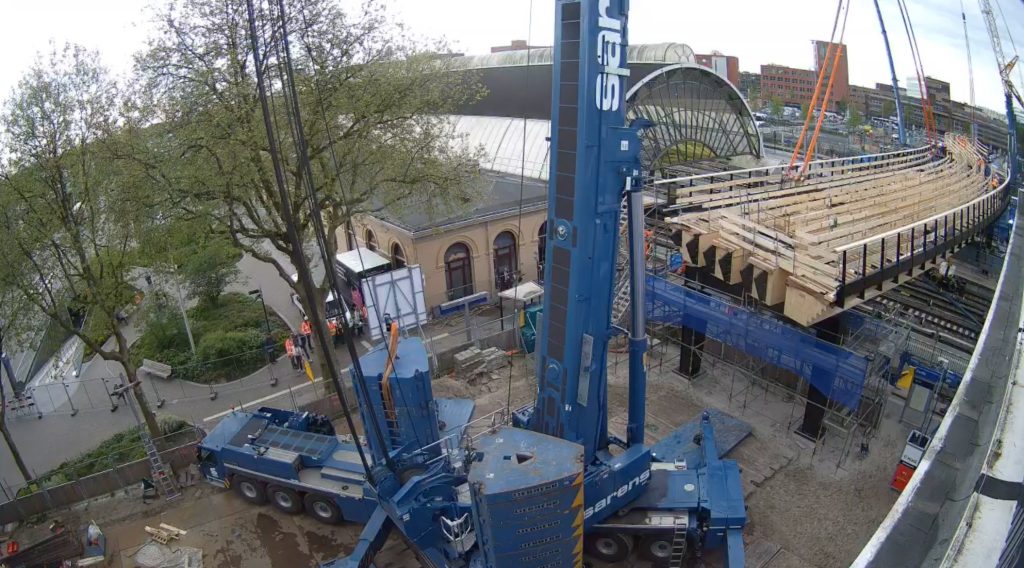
760,40 -> 849,112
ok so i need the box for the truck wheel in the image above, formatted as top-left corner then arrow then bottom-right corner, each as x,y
268,485 -> 303,514
639,534 -> 677,565
584,532 -> 632,563
234,477 -> 267,505
303,493 -> 342,524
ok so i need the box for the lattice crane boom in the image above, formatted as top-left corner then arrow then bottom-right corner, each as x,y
980,0 -> 1024,108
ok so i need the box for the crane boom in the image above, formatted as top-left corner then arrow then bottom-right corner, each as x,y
980,0 -> 1024,108
961,0 -> 978,143
528,0 -> 644,464
874,0 -> 907,145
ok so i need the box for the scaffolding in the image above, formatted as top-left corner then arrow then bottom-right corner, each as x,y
641,232 -> 910,470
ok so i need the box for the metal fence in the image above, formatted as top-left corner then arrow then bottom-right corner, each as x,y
0,427 -> 203,525
6,348 -> 288,420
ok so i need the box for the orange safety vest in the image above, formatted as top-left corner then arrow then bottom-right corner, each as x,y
284,338 -> 296,357
300,320 -> 312,336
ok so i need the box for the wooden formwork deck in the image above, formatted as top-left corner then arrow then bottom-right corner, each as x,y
663,136 -> 995,325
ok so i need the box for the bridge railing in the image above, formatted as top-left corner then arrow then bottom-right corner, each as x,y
834,175 -> 1012,306
657,145 -> 932,212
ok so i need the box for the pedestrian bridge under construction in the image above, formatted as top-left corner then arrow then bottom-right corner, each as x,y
658,136 -> 1008,325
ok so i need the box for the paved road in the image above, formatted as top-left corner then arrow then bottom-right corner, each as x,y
0,249 -> 516,492
0,253 -> 348,491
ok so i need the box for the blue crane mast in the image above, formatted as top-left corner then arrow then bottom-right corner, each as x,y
873,0 -> 907,146
197,1 -> 749,566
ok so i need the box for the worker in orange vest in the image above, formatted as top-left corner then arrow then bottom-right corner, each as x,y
284,335 -> 301,370
327,319 -> 341,347
300,317 -> 313,356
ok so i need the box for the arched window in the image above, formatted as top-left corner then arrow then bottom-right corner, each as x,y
391,243 -> 407,269
444,243 -> 473,300
537,222 -> 547,282
493,231 -> 518,291
365,229 -> 378,252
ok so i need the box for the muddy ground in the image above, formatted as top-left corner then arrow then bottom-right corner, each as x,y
7,345 -> 907,567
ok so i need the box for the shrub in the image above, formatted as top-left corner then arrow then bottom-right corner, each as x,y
31,417 -> 194,489
131,292 -> 288,383
194,329 -> 264,382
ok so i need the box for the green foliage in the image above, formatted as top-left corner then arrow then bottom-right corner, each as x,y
847,106 -> 864,129
139,219 -> 241,307
130,0 -> 484,329
25,417 -> 193,491
835,100 -> 848,115
800,102 -> 810,120
131,292 -> 288,383
770,97 -> 783,118
881,100 -> 896,119
195,329 -> 264,381
0,43 -> 165,439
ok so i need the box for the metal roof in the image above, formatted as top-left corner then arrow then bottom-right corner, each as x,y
447,42 -> 695,70
335,248 -> 391,274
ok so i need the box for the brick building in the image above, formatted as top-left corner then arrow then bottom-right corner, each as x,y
760,40 -> 849,112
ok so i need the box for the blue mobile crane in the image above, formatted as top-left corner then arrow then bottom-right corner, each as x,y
198,1 -> 747,565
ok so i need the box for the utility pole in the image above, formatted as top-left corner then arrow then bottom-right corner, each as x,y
248,288 -> 278,387
173,270 -> 197,355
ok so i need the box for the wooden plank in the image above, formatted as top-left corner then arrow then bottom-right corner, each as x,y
159,523 -> 188,536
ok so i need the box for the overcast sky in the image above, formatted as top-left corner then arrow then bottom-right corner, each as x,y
1,0 -> 1022,115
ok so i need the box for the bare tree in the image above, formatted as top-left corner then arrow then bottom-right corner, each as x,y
0,45 -> 163,438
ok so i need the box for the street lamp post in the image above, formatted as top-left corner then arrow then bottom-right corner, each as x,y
173,273 -> 197,355
248,289 -> 278,387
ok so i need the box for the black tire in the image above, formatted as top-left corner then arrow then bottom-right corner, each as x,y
233,476 -> 266,505
584,532 -> 633,563
267,485 -> 303,514
303,493 -> 342,524
639,533 -> 677,566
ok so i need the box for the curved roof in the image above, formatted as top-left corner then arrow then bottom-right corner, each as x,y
449,115 -> 550,180
448,42 -> 695,71
626,63 -> 762,171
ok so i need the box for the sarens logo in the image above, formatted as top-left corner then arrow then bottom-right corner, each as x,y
584,469 -> 650,519
596,0 -> 627,111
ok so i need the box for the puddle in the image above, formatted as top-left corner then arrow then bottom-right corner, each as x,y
211,545 -> 244,567
255,512 -> 312,567
304,529 -> 345,560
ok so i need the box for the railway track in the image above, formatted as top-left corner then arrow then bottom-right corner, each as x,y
860,269 -> 994,351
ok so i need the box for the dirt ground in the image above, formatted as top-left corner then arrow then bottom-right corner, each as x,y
8,342 -> 908,568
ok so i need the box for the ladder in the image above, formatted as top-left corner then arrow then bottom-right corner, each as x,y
610,277 -> 632,325
143,432 -> 180,501
670,516 -> 688,568
610,198 -> 632,325
615,196 -> 630,272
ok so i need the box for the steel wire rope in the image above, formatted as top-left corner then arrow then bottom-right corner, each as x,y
289,2 -> 422,453
799,0 -> 852,178
271,0 -> 398,467
895,0 -> 936,142
787,0 -> 846,175
507,0 -> 535,415
243,0 -> 378,481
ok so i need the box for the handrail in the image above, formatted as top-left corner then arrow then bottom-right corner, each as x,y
652,144 -> 929,186
834,174 -> 1010,253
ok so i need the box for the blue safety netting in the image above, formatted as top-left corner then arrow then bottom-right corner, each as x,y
646,276 -> 869,411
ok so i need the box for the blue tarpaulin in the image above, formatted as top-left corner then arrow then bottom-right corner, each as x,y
899,352 -> 963,390
646,276 -> 869,411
